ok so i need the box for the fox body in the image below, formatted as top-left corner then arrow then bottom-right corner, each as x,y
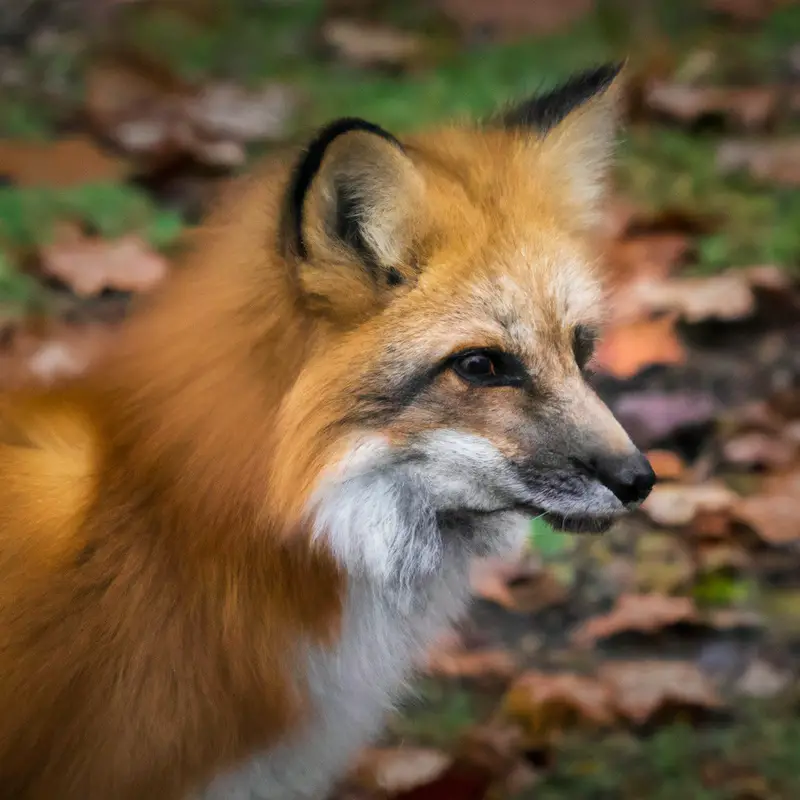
0,64 -> 654,799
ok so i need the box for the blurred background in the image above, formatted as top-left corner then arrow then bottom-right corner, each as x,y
3,1 -> 800,798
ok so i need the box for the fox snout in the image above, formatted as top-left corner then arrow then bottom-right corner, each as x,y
570,449 -> 655,508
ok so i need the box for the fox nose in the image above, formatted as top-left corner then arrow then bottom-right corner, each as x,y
586,450 -> 656,506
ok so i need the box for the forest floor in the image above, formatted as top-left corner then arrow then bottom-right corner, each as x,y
2,2 -> 800,798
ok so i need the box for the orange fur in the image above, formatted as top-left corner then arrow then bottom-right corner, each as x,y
0,66 -> 629,798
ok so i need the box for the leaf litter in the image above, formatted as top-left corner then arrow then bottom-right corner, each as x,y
5,2 -> 800,799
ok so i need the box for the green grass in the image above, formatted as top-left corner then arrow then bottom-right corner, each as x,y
0,183 -> 184,251
620,128 -> 800,272
390,678 -> 483,748
525,702 -> 800,799
0,249 -> 40,313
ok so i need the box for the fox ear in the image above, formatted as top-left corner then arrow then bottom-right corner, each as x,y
501,62 -> 625,224
280,118 -> 424,321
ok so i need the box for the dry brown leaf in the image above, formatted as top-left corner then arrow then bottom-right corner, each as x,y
618,273 -> 753,323
735,489 -> 800,545
0,320 -> 122,391
503,671 -> 613,747
646,449 -> 685,481
611,266 -> 789,326
501,763 -> 540,797
598,196 -> 640,240
186,82 -> 296,142
722,430 -> 797,469
40,228 -> 168,297
593,316 -> 685,379
469,555 -> 566,614
706,608 -> 763,631
691,509 -> 735,540
645,81 -> 777,129
572,594 -> 699,647
425,644 -> 517,683
600,660 -> 723,724
85,57 -> 296,168
718,138 -> 800,185
642,481 -> 737,528
350,747 -> 453,794
437,0 -> 593,41
456,721 -> 524,776
735,659 -> 790,699
322,19 -> 425,68
605,233 -> 690,296
0,137 -> 131,187
614,391 -> 717,450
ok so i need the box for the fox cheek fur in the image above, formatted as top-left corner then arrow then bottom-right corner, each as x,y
0,62 -> 654,800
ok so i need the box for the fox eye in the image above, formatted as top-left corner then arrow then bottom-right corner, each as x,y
450,349 -> 526,388
456,353 -> 495,378
573,325 -> 597,370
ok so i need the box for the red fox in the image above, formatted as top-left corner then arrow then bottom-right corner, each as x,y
0,62 -> 654,799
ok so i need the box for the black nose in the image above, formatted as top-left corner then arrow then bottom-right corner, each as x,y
590,450 -> 656,506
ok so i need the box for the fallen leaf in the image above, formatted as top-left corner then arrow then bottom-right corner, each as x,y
642,481 -> 737,528
185,82 -> 297,143
645,81 -> 777,129
0,319 -> 122,391
436,0 -> 594,41
572,594 -> 699,647
722,430 -> 797,469
39,228 -> 168,297
607,232 -> 690,287
388,761 -> 495,800
599,196 -> 641,240
613,391 -> 717,450
646,449 -> 685,481
735,659 -> 790,699
617,273 -> 754,324
503,671 -> 614,747
691,509 -> 736,540
322,19 -> 425,68
86,57 -> 296,169
735,493 -> 800,545
501,763 -> 540,796
425,643 -> 517,683
0,137 -> 132,187
599,660 -> 723,725
593,316 -> 686,379
456,721 -> 524,776
717,138 -> 800,185
351,747 -> 453,794
469,555 -> 567,614
706,608 -> 763,631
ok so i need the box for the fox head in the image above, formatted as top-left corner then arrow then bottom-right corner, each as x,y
267,63 -> 655,594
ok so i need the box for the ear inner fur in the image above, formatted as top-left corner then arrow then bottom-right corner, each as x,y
279,117 -> 403,262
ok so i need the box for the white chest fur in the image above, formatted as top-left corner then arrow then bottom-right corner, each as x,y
201,431 -> 528,799
200,567 -> 471,800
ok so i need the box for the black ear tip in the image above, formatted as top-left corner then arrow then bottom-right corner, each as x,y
500,59 -> 627,133
587,60 -> 627,90
559,60 -> 626,99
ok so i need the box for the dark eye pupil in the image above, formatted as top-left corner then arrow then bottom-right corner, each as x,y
460,354 -> 494,376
